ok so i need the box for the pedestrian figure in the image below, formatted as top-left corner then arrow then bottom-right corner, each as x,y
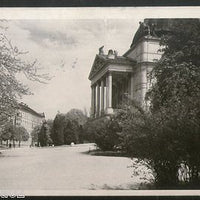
178,162 -> 190,182
9,143 -> 12,148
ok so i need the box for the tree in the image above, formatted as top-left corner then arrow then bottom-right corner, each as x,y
65,109 -> 87,125
63,119 -> 78,145
82,119 -> 96,143
38,121 -> 53,147
46,119 -> 53,143
0,122 -> 29,147
31,125 -> 41,146
147,19 -> 200,187
51,109 -> 87,146
15,126 -> 29,147
0,21 -> 49,125
118,19 -> 200,188
51,114 -> 66,146
0,121 -> 13,146
65,109 -> 87,144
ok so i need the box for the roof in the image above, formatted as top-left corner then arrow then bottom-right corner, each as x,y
18,103 -> 45,118
88,54 -> 136,80
130,18 -> 173,48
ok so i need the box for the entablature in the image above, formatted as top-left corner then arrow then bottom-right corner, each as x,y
90,63 -> 134,86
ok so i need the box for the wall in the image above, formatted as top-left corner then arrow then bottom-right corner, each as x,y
127,37 -> 162,106
126,37 -> 162,63
16,109 -> 44,134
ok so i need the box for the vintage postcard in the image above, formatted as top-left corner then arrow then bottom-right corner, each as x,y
0,7 -> 200,197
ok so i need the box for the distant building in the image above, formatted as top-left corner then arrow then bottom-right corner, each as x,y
14,102 -> 45,135
88,19 -> 171,118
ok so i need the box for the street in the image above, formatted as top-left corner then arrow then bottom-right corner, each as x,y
0,144 -> 148,192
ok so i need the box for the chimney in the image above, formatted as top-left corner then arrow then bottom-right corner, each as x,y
107,49 -> 115,59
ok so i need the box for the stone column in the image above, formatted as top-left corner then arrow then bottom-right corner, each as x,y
100,79 -> 104,115
140,65 -> 147,107
130,72 -> 134,99
96,82 -> 100,117
104,79 -> 107,111
91,85 -> 94,117
106,72 -> 113,114
93,85 -> 96,117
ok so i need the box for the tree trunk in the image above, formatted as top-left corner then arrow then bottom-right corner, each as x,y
31,138 -> 34,147
18,139 -> 21,147
6,140 -> 8,146
13,139 -> 15,148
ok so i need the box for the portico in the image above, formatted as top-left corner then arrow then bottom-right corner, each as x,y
89,19 -> 172,119
90,72 -> 113,118
89,49 -> 135,118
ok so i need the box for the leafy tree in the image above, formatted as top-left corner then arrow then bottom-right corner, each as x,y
46,119 -> 53,143
66,108 -> 87,143
15,126 -> 29,147
0,122 -> 29,147
31,125 -> 41,146
38,121 -> 53,147
51,114 -> 66,145
65,109 -> 87,143
0,20 -> 49,126
51,109 -> 87,146
63,119 -> 78,145
82,119 -> 96,143
46,119 -> 53,132
65,109 -> 87,125
0,121 -> 13,146
147,19 -> 200,187
118,19 -> 200,188
116,101 -> 180,187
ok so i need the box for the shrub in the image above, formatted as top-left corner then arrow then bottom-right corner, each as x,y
84,117 -> 122,151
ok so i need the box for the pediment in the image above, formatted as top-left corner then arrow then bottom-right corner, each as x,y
88,55 -> 107,80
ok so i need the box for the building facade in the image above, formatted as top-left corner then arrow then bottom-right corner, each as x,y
88,19 -> 170,118
14,102 -> 45,135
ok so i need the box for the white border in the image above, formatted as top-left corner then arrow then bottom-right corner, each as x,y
0,7 -> 200,196
0,7 -> 200,19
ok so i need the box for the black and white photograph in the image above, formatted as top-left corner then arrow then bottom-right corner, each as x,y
0,7 -> 200,197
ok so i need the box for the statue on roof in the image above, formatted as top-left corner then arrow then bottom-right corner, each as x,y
114,50 -> 118,57
149,22 -> 157,37
139,21 -> 150,36
99,46 -> 104,55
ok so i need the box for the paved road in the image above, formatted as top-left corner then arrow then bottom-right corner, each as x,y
0,144 -> 146,193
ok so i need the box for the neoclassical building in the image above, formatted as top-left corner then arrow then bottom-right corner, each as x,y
89,19 -> 171,118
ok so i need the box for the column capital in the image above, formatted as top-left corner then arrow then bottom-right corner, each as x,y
107,71 -> 112,76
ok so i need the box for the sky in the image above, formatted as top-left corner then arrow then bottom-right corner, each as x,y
1,7 -> 199,119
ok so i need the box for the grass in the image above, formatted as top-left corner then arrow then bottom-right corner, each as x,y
85,149 -> 128,157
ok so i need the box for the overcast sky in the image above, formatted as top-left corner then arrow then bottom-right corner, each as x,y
1,7 -> 199,119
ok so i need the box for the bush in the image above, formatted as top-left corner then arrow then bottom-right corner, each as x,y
84,117 -> 122,151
